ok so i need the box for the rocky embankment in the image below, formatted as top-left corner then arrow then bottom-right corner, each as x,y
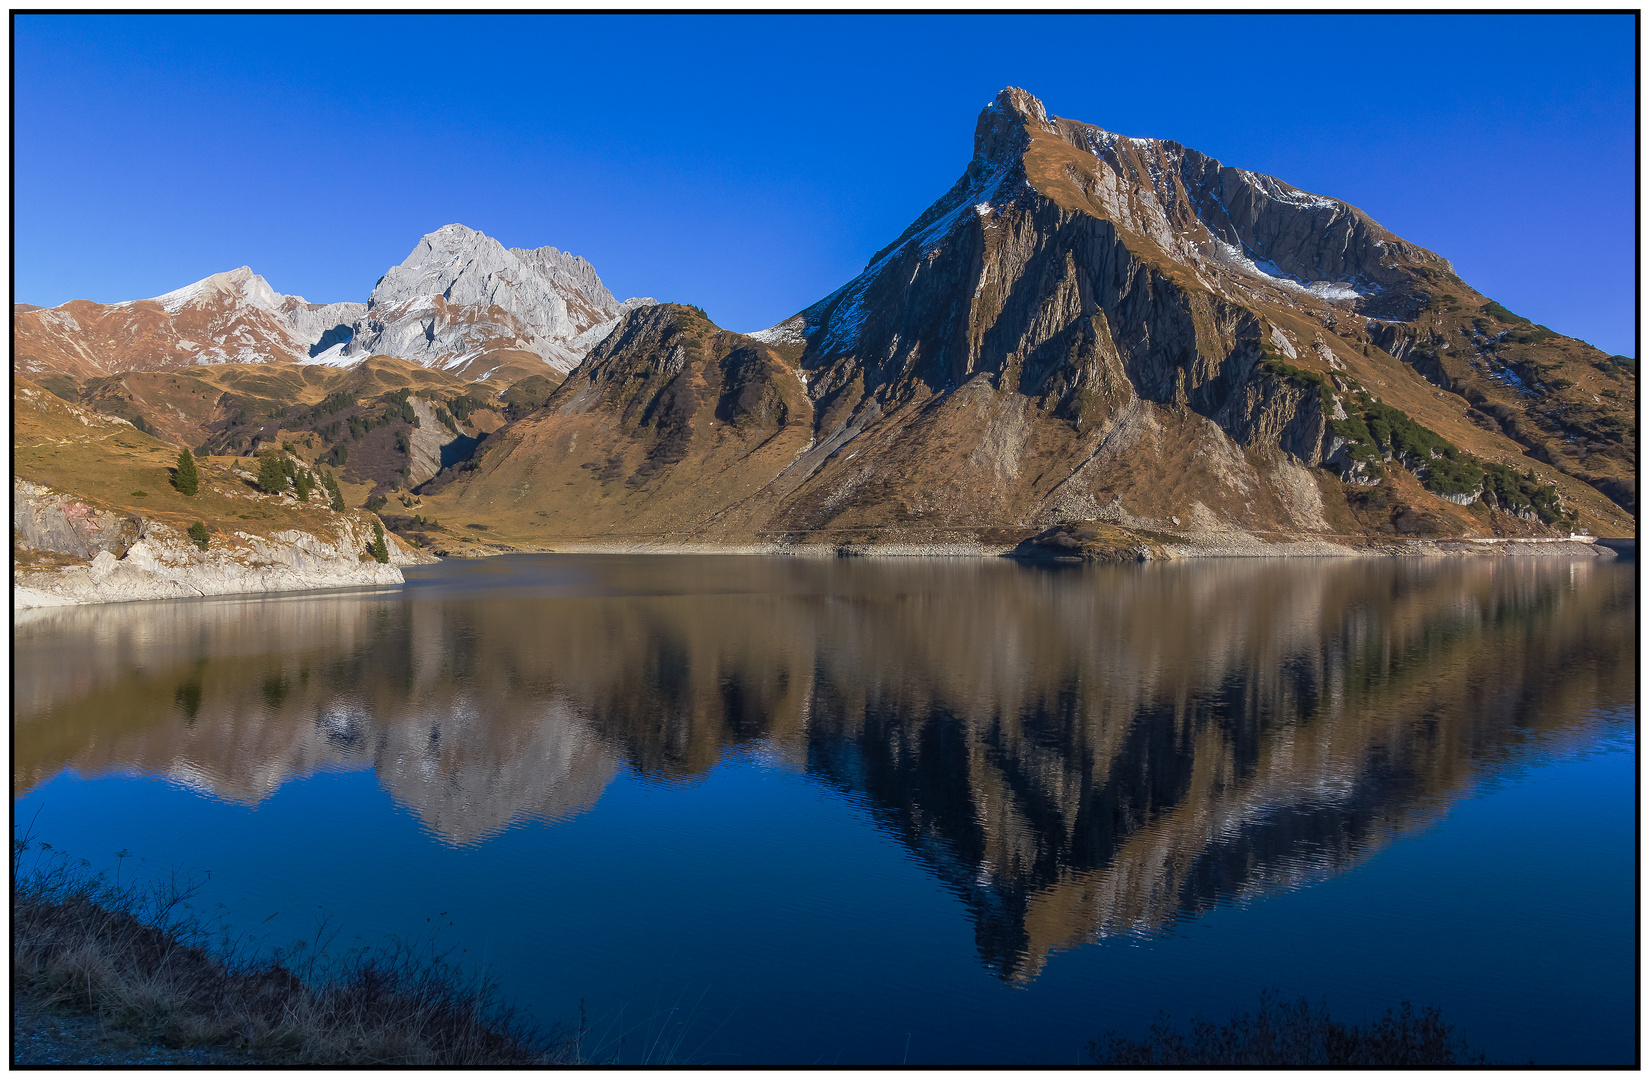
13,480 -> 420,609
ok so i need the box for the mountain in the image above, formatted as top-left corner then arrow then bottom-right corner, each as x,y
13,267 -> 365,381
14,225 -> 648,387
323,223 -> 653,382
416,89 -> 1633,551
419,303 -> 817,542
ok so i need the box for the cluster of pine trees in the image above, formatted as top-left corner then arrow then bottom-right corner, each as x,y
165,445 -> 395,561
169,446 -> 352,522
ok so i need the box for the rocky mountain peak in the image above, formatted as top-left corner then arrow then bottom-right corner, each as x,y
342,223 -> 649,377
509,245 -> 619,314
146,266 -> 284,315
974,87 -> 1052,164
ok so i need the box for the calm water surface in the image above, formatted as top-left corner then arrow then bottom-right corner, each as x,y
13,555 -> 1636,1065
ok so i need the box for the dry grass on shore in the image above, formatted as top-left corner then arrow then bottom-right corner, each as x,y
13,836 -> 583,1067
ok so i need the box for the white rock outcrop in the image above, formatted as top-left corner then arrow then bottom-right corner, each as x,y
13,507 -> 420,610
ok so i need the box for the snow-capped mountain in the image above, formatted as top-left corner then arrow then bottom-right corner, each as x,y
316,223 -> 653,378
13,226 -> 647,384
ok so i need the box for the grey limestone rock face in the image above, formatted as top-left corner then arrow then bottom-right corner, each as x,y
13,480 -> 146,559
341,224 -> 653,375
280,297 -> 369,357
403,395 -> 488,487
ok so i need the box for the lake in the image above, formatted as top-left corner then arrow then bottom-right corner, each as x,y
13,554 -> 1636,1065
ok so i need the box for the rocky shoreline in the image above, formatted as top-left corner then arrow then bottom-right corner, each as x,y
13,480 -> 425,611
424,533 -> 1624,562
13,487 -> 1623,612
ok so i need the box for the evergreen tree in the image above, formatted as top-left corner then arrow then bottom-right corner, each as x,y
188,521 -> 210,550
323,470 -> 345,512
256,452 -> 287,494
370,520 -> 390,564
293,469 -> 314,503
171,448 -> 199,496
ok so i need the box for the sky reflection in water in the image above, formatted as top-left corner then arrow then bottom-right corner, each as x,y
13,555 -> 1636,1065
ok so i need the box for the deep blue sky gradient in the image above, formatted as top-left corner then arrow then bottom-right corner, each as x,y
15,13 -> 1637,355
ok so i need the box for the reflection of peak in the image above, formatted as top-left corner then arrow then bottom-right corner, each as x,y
373,698 -> 619,846
14,559 -> 1633,984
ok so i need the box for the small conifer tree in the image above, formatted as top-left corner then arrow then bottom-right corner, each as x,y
188,521 -> 210,550
323,471 -> 345,512
171,448 -> 199,496
294,469 -> 313,503
256,452 -> 287,494
370,521 -> 390,564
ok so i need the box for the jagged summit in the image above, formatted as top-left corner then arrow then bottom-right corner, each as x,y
783,86 -> 1462,383
339,223 -> 652,377
973,87 -> 1052,163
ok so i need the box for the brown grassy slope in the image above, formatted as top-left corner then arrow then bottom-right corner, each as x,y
439,347 -> 564,387
417,304 -> 814,548
1381,284 -> 1635,509
13,379 -> 386,564
58,356 -> 498,452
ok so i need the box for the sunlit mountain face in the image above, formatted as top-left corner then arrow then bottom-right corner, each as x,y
15,557 -> 1633,981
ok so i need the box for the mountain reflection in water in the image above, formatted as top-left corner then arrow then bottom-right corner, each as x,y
14,556 -> 1634,982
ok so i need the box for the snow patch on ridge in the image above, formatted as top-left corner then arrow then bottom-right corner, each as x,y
1239,170 -> 1341,213
810,161 -> 1016,353
1212,239 -> 1368,302
750,316 -> 807,347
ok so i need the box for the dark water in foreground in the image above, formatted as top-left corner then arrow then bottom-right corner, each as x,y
13,556 -> 1636,1065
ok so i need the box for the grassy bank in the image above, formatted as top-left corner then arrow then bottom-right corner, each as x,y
12,837 -> 582,1067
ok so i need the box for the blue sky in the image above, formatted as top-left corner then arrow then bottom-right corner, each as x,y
15,13 -> 1637,356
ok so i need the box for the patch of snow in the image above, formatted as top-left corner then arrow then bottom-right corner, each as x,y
1212,239 -> 1368,302
1487,362 -> 1535,395
1239,170 -> 1342,213
36,309 -> 80,331
297,340 -> 356,367
749,315 -> 807,347
148,267 -> 283,314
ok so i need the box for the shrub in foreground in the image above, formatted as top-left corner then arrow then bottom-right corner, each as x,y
1087,990 -> 1487,1067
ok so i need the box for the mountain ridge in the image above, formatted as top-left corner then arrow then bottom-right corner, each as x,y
12,88 -> 1635,576
417,88 -> 1631,550
12,226 -> 648,385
